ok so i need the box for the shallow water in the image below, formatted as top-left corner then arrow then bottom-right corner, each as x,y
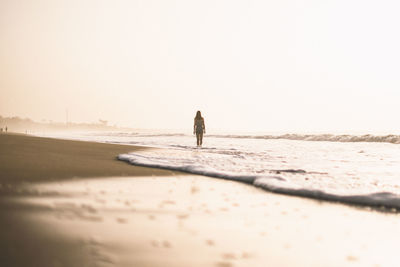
39,131 -> 400,209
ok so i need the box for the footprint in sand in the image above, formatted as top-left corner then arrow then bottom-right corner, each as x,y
162,240 -> 172,248
191,186 -> 200,194
346,255 -> 358,261
222,253 -> 237,260
241,252 -> 252,259
284,243 -> 291,249
81,204 -> 97,213
205,239 -> 215,246
177,214 -> 189,220
151,240 -> 172,248
217,251 -> 252,266
116,218 -> 128,224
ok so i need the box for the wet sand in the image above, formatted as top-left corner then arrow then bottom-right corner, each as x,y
0,133 -> 174,183
0,133 -> 399,267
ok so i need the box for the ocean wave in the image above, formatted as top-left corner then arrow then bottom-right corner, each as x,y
254,178 -> 400,210
95,132 -> 400,144
118,152 -> 400,210
208,134 -> 400,144
118,153 -> 258,184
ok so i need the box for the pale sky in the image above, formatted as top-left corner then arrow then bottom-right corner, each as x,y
1,0 -> 400,133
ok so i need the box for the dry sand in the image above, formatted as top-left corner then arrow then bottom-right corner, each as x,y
1,133 -> 399,267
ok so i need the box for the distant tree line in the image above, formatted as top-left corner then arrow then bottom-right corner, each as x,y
0,115 -> 132,133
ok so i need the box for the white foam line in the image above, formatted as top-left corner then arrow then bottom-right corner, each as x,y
118,153 -> 400,210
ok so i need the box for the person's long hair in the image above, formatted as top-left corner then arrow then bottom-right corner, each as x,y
195,111 -> 202,120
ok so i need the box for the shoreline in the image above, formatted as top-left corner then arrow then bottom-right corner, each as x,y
0,133 -> 176,184
1,133 -> 400,267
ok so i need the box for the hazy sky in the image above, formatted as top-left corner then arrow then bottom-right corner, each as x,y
1,0 -> 400,133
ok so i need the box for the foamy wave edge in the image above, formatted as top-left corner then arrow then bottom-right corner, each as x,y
118,153 -> 400,211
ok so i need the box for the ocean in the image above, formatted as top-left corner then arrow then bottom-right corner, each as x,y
40,131 -> 400,210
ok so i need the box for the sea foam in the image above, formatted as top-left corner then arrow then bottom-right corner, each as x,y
38,131 -> 400,210
118,145 -> 400,210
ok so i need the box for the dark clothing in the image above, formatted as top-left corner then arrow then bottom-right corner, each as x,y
194,118 -> 204,133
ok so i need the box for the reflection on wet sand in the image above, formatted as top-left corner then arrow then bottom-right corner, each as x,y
1,175 -> 400,267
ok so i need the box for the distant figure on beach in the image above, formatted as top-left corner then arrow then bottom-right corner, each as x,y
5,126 -> 7,133
193,111 -> 206,146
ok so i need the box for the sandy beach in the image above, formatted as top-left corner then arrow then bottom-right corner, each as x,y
1,133 -> 399,267
0,133 -> 174,183
3,0 -> 400,266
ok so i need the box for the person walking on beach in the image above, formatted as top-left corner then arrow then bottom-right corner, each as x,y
193,111 -> 206,147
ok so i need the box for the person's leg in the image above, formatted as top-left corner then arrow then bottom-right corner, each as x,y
196,132 -> 200,146
199,132 -> 203,146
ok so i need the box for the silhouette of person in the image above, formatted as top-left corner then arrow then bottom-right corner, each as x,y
5,126 -> 7,133
193,111 -> 205,146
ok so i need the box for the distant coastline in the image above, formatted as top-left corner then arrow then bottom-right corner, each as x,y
0,115 -> 134,133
